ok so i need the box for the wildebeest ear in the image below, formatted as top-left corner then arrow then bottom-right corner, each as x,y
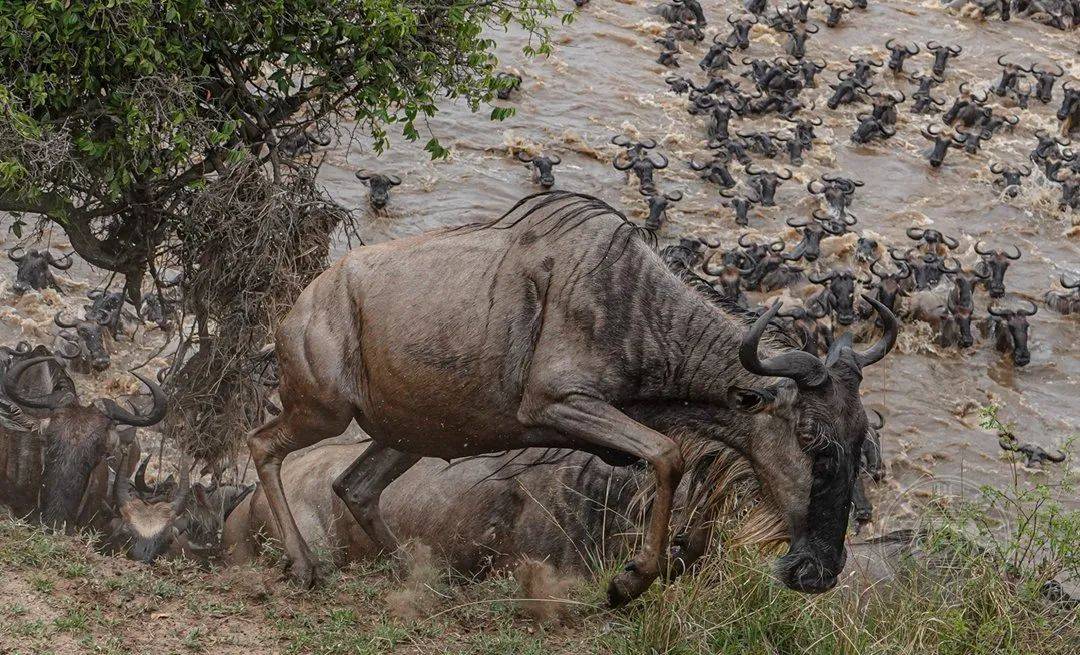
726,386 -> 774,413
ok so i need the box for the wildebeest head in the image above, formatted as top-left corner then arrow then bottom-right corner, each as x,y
990,162 -> 1033,198
777,302 -> 828,354
8,248 -> 72,295
615,150 -> 668,195
975,241 -> 1021,298
734,297 -> 898,592
277,123 -> 332,157
807,173 -> 862,217
108,452 -> 190,563
851,113 -> 896,144
1032,63 -> 1064,104
494,72 -> 523,100
1057,81 -> 1080,128
906,227 -> 959,254
54,311 -> 111,372
867,258 -> 912,317
85,289 -> 126,338
744,163 -> 792,206
726,13 -> 758,50
809,268 -> 866,325
783,216 -> 835,263
988,300 -> 1037,367
885,39 -> 919,74
3,356 -> 167,530
782,22 -> 818,59
846,55 -> 883,86
921,124 -> 963,167
354,170 -> 402,209
788,0 -> 815,22
823,0 -> 853,26
826,72 -> 871,110
1045,273 -> 1080,315
855,237 -> 880,264
869,90 -> 905,126
945,266 -> 989,348
720,189 -> 758,226
688,152 -> 737,188
642,190 -> 682,231
926,41 -> 962,76
516,151 -> 562,189
993,56 -> 1031,97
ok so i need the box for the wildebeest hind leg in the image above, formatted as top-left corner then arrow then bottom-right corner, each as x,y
332,443 -> 420,555
248,409 -> 350,588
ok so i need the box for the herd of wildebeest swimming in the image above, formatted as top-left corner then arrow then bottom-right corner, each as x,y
1,0 -> 1078,609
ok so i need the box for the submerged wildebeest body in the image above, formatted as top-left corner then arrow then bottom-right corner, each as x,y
226,443 -> 648,573
247,192 -> 897,606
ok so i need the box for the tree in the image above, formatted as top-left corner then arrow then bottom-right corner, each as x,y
0,0 -> 561,463
0,0 -> 559,292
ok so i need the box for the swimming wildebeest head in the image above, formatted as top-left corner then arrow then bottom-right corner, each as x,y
909,71 -> 945,113
921,124 -> 963,168
854,237 -> 880,264
1029,130 -> 1072,175
666,74 -> 693,95
744,163 -> 792,206
642,190 -> 683,231
926,41 -> 962,76
1031,63 -> 1064,104
885,39 -> 919,74
354,170 -> 401,209
796,57 -> 827,88
516,152 -> 562,189
851,113 -> 896,144
782,22 -> 818,59
689,151 -> 737,188
990,162 -> 1033,198
905,227 -> 959,254
846,55 -> 883,86
776,302 -> 828,354
808,268 -> 867,325
783,216 -> 839,263
944,83 -> 991,128
720,189 -> 759,226
494,71 -> 523,100
974,241 -> 1021,298
827,72 -> 871,110
690,94 -> 738,141
699,39 -> 736,72
277,123 -> 332,157
781,114 -> 822,164
8,248 -> 72,295
945,265 -> 990,348
54,311 -> 111,372
85,289 -> 127,339
1048,167 -> 1080,211
807,173 -> 862,217
787,0 -> 815,21
1058,81 -> 1080,133
614,148 -> 669,195
1045,273 -> 1080,314
823,0 -> 853,26
869,90 -> 905,126
726,13 -> 758,50
866,258 -> 912,318
993,56 -> 1032,98
987,300 -> 1037,367
3,357 -> 167,530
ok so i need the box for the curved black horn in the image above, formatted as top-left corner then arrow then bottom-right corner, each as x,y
1004,245 -> 1021,260
3,356 -> 76,410
47,252 -> 73,270
101,372 -> 168,428
54,311 -> 80,329
739,302 -> 829,389
133,455 -> 155,494
854,295 -> 898,369
8,247 -> 26,263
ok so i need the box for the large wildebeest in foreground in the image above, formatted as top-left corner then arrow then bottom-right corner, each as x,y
247,191 -> 897,606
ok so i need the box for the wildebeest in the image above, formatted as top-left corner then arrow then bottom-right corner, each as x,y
885,39 -> 919,74
993,56 -> 1032,97
244,192 -> 898,605
495,72 -> 523,100
783,216 -> 839,263
2,356 -> 165,530
7,247 -> 72,295
827,73 -> 871,110
642,190 -> 682,230
1045,273 -> 1080,314
744,163 -> 793,206
945,266 -> 990,347
865,259 -> 912,318
614,150 -> 669,195
278,125 -> 332,157
807,174 -> 862,218
910,72 -> 946,113
906,227 -> 959,254
1058,81 -> 1079,134
725,14 -> 758,50
516,152 -> 562,189
851,113 -> 896,144
85,289 -> 129,339
987,300 -> 1038,366
355,171 -> 402,210
782,22 -> 818,59
808,268 -> 867,326
926,41 -> 962,77
823,0 -> 853,27
975,241 -> 1021,298
1032,63 -> 1064,103
921,124 -> 963,168
999,432 -> 1066,467
53,311 -> 112,373
689,152 -> 737,188
851,409 -> 885,534
989,162 -> 1033,198
1049,167 -> 1080,211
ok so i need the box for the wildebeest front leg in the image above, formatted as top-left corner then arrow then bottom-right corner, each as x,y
332,443 -> 420,554
525,395 -> 683,607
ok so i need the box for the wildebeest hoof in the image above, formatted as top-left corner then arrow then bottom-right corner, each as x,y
607,568 -> 653,608
282,557 -> 318,589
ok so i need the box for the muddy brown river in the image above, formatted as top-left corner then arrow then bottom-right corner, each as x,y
2,0 -> 1078,534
